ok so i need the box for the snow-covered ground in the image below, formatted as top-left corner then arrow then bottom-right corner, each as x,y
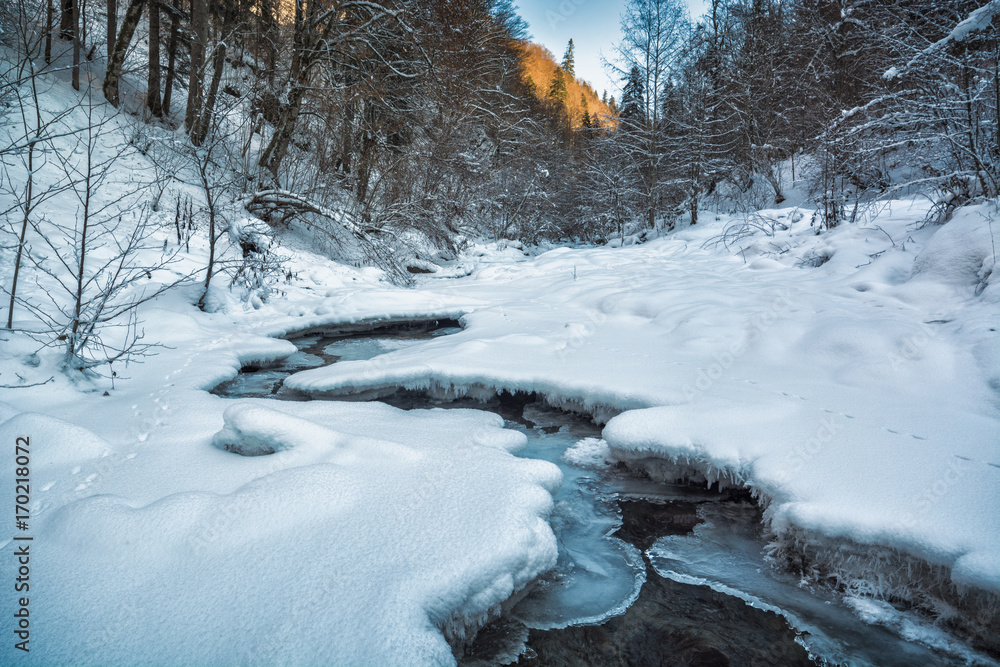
2,48 -> 999,665
275,198 -> 1000,647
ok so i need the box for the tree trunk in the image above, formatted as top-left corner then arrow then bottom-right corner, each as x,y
106,0 -> 116,63
71,0 -> 80,90
259,0 -> 311,177
259,80 -> 306,177
161,0 -> 179,114
194,36 -> 227,144
689,181 -> 698,226
60,0 -> 74,40
45,0 -> 53,62
185,0 -> 208,137
147,0 -> 162,116
102,0 -> 146,106
260,0 -> 277,82
337,98 -> 354,175
356,100 -> 380,205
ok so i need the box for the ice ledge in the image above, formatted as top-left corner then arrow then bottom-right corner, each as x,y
608,448 -> 1000,655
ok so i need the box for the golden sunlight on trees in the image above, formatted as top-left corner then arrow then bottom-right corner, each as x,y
519,42 -> 613,129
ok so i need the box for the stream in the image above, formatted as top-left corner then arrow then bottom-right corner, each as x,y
213,319 -> 993,667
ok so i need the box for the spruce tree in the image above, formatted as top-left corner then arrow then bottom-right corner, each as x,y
619,66 -> 645,121
580,92 -> 592,128
548,67 -> 568,105
562,39 -> 575,77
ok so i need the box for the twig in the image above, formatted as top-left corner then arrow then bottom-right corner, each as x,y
0,376 -> 55,389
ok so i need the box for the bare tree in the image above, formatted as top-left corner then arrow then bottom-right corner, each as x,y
6,88 -> 190,372
106,0 -> 116,63
103,0 -> 146,106
832,0 -> 999,211
147,0 -> 162,116
185,0 -> 207,134
1,0 -> 75,329
161,0 -> 180,114
612,0 -> 689,228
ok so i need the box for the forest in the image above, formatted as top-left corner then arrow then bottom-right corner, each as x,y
5,0 -> 997,293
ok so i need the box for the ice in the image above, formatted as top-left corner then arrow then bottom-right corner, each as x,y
323,336 -> 416,360
503,411 -> 646,630
647,503 -> 998,666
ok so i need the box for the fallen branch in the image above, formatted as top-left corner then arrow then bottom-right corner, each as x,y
245,189 -> 410,285
0,375 -> 55,389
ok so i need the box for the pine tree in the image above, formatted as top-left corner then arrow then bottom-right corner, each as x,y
562,39 -> 575,77
619,66 -> 645,121
581,93 -> 592,128
548,67 -> 568,105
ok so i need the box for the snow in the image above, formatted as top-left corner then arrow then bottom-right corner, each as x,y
275,199 -> 1000,622
1,399 -> 562,665
910,207 -> 996,291
944,0 -> 1000,44
562,436 -> 613,469
2,50 -> 999,663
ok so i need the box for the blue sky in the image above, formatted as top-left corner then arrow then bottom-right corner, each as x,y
514,0 -> 709,102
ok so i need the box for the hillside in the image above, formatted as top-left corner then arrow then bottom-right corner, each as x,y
519,42 -> 614,128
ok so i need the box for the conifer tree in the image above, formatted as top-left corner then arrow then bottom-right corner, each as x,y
580,92 -> 592,128
548,67 -> 568,105
619,66 -> 645,121
562,39 -> 575,77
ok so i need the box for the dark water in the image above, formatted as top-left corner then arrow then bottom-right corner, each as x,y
211,318 -> 462,400
214,320 -> 992,667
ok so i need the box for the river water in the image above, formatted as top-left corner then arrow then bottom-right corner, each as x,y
213,320 -> 993,666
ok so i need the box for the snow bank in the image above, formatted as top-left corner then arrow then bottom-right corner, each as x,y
1,403 -> 562,666
562,437 -> 613,470
0,412 -> 110,472
212,403 -> 351,456
910,206 -> 996,292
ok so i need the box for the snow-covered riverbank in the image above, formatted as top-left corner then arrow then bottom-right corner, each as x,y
1,78 -> 997,661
